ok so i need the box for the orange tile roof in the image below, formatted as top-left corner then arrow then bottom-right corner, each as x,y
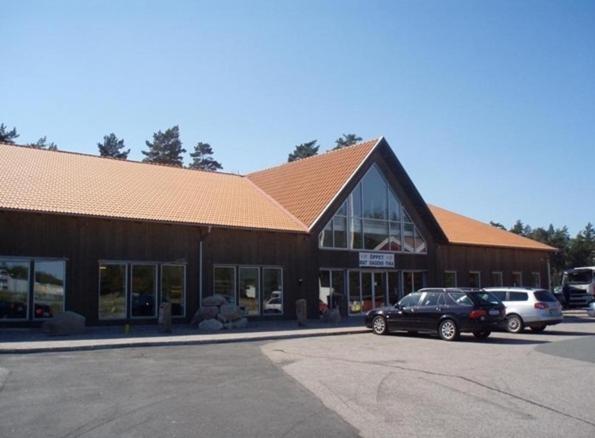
428,205 -> 556,251
247,138 -> 380,228
0,143 -> 307,233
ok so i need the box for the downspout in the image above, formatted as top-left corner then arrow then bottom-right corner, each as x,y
547,256 -> 552,291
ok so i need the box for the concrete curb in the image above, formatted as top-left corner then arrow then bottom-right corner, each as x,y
0,327 -> 370,354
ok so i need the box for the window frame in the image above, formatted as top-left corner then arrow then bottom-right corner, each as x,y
98,261 -> 129,321
0,257 -> 33,321
512,271 -> 523,287
33,259 -> 66,320
531,272 -> 541,288
443,271 -> 457,288
468,271 -> 481,288
213,265 -> 237,305
261,266 -> 284,316
491,271 -> 504,287
238,265 -> 261,316
160,263 -> 187,318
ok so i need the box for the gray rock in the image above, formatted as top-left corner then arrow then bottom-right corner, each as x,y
158,302 -> 172,333
202,294 -> 227,307
219,304 -> 242,321
329,308 -> 341,324
198,318 -> 223,331
41,311 -> 86,336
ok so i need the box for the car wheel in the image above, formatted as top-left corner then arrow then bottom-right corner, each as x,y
530,324 -> 546,333
506,314 -> 524,333
438,319 -> 459,341
372,316 -> 388,335
473,330 -> 491,339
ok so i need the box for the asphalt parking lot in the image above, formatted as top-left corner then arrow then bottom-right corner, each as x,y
263,314 -> 595,438
0,314 -> 593,438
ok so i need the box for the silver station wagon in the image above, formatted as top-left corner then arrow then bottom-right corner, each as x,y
483,288 -> 563,333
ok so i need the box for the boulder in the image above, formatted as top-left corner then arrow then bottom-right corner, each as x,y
198,318 -> 223,331
190,305 -> 220,325
202,294 -> 227,307
41,311 -> 86,336
219,304 -> 242,321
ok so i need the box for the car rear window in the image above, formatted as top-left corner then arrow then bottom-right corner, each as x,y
491,291 -> 507,301
509,292 -> 529,301
533,290 -> 557,302
470,292 -> 501,305
445,292 -> 473,306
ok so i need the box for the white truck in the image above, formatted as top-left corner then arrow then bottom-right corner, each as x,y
559,267 -> 595,307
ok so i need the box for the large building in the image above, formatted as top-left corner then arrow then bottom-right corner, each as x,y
0,138 -> 555,325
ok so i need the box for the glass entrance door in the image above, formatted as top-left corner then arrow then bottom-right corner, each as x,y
350,271 -> 388,314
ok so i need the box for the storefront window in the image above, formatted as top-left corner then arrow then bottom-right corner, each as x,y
531,272 -> 541,288
388,271 -> 400,304
34,261 -> 65,319
349,271 -> 362,314
468,271 -> 481,288
99,263 -> 127,319
443,271 -> 457,288
491,272 -> 503,287
239,267 -> 260,316
161,264 -> 185,317
262,268 -> 283,315
512,272 -> 522,287
130,265 -> 157,318
214,266 -> 236,304
0,260 -> 29,319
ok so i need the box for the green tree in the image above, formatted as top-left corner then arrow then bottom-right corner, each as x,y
288,140 -> 319,162
28,136 -> 58,151
567,223 -> 595,267
510,220 -> 531,236
142,126 -> 186,166
188,142 -> 223,171
333,133 -> 362,150
97,133 -> 129,159
0,123 -> 19,144
489,221 -> 506,230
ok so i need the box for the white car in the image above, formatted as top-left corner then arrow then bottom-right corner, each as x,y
484,288 -> 563,333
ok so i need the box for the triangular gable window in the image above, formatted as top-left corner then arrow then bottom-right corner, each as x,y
319,164 -> 427,254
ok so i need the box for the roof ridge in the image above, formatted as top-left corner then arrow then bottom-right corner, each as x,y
247,137 -> 381,176
0,142 -> 244,178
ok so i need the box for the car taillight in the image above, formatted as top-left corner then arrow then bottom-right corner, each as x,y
534,302 -> 549,310
469,309 -> 487,319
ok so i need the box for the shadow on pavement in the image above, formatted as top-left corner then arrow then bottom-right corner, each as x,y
387,331 -> 551,345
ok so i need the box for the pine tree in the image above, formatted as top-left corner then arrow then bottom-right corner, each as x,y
97,133 -> 130,159
142,126 -> 186,166
489,221 -> 506,230
333,133 -> 362,150
188,142 -> 223,171
0,123 -> 19,144
567,223 -> 595,267
288,140 -> 319,162
28,136 -> 58,151
510,220 -> 531,236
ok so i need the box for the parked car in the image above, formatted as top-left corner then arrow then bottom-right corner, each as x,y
484,287 -> 563,333
365,288 -> 505,341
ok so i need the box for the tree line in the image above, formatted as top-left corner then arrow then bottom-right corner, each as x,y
491,220 -> 595,282
1,123 -> 222,171
2,122 -> 365,170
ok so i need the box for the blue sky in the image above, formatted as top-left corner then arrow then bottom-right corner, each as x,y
2,0 -> 593,234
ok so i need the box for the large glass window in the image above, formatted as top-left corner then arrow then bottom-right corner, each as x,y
0,260 -> 29,320
531,272 -> 541,288
99,263 -> 127,320
214,266 -> 236,304
34,261 -> 65,319
512,272 -> 523,287
349,271 -> 362,314
491,272 -> 503,287
388,271 -> 400,304
161,264 -> 185,317
319,164 -> 427,253
131,264 -> 157,318
468,271 -> 481,288
443,271 -> 457,288
239,267 -> 260,316
262,268 -> 283,315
